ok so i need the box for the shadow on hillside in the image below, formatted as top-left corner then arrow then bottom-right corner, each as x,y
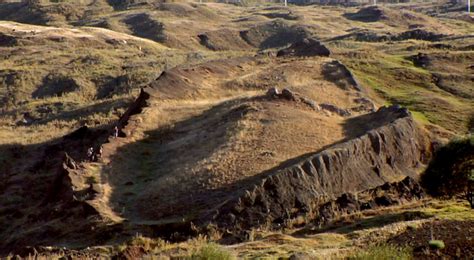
0,2 -> 48,25
0,124 -> 112,253
343,6 -> 382,23
2,97 -> 130,127
104,96 -> 266,220
341,108 -> 400,138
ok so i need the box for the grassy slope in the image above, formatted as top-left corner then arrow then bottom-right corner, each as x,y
0,1 -> 473,258
332,42 -> 473,135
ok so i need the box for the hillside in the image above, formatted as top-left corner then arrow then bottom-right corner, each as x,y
0,0 -> 473,258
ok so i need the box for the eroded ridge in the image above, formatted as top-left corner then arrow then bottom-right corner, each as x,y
211,106 -> 430,235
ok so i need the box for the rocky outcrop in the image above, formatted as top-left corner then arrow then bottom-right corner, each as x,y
266,87 -> 353,116
198,33 -> 217,51
333,29 -> 445,43
314,176 -> 424,226
277,38 -> 330,57
397,29 -> 444,41
320,103 -> 351,117
212,106 -> 430,233
116,87 -> 150,137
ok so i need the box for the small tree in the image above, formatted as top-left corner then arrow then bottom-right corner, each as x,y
421,136 -> 474,208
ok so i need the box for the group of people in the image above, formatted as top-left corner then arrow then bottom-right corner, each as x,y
87,146 -> 103,162
85,126 -> 120,162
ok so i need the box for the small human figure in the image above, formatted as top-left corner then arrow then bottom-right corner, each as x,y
96,145 -> 103,161
113,126 -> 119,138
87,147 -> 94,162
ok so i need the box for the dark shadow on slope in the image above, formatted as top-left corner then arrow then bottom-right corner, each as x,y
4,98 -> 131,127
104,97 -> 264,221
344,6 -> 385,23
32,74 -> 81,99
0,125 -> 112,255
0,2 -> 48,25
239,20 -> 310,50
122,13 -> 166,43
341,106 -> 406,138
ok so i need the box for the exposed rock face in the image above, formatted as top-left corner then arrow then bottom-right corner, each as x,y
397,29 -> 444,41
334,29 -> 445,42
117,87 -> 150,137
277,38 -> 331,57
314,176 -> 424,226
212,106 -> 430,233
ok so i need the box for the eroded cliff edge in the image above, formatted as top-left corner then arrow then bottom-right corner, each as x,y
211,106 -> 431,234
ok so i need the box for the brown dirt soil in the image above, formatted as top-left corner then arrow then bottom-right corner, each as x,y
388,220 -> 474,259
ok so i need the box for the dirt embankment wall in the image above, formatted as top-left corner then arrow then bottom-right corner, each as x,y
213,106 -> 431,232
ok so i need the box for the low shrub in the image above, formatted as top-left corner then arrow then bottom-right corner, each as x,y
428,240 -> 445,250
421,136 -> 474,208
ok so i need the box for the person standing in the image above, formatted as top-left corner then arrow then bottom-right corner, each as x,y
87,147 -> 94,162
113,126 -> 119,138
96,145 -> 103,161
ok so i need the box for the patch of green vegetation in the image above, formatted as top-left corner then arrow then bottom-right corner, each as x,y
428,240 -> 445,250
344,50 -> 472,134
410,111 -> 430,125
191,243 -> 235,260
419,200 -> 474,221
349,245 -> 412,260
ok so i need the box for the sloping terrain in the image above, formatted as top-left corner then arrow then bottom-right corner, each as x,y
0,0 -> 473,258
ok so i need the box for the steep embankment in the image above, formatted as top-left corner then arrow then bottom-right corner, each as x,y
212,106 -> 430,235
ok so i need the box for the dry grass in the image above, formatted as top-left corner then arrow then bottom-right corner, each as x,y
0,1 -> 473,258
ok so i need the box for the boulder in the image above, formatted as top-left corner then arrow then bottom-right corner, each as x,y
320,103 -> 351,117
277,38 -> 330,57
266,87 -> 280,97
281,88 -> 296,100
